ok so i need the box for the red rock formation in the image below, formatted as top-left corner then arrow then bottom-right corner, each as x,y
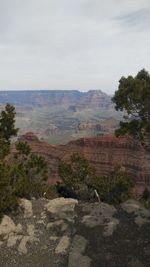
15,133 -> 150,191
19,132 -> 39,142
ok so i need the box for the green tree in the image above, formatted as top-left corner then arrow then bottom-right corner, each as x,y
0,104 -> 19,159
0,163 -> 18,215
0,103 -> 18,143
58,153 -> 96,200
92,166 -> 133,204
58,154 -> 133,203
112,69 -> 150,146
0,105 -> 50,219
13,141 -> 48,198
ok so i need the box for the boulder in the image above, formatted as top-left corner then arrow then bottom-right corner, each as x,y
19,198 -> 33,218
81,202 -> 119,236
45,197 -> 78,222
68,235 -> 91,267
0,215 -> 22,237
121,199 -> 150,226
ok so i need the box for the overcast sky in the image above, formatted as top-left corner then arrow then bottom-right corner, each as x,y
0,0 -> 150,94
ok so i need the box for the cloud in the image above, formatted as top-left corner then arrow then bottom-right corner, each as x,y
0,0 -> 149,94
116,6 -> 150,30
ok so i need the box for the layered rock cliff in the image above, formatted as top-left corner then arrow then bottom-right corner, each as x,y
0,90 -> 122,144
17,133 -> 150,191
0,90 -> 112,109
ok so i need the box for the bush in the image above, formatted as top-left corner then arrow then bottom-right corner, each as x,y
92,166 -> 134,204
12,141 -> 48,199
0,105 -> 49,218
58,153 -> 96,200
0,163 -> 18,216
58,153 -> 134,203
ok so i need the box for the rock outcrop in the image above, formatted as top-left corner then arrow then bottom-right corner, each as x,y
16,134 -> 150,192
0,198 -> 150,267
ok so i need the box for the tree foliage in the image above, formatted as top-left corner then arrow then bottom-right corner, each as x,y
0,104 -> 50,218
92,166 -> 133,204
112,69 -> 150,146
58,153 -> 96,200
0,104 -> 19,159
12,141 -> 48,199
0,103 -> 18,142
58,153 -> 133,203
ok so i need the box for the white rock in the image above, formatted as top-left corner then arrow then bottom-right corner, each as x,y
0,215 -> 22,237
18,235 -> 39,254
19,198 -> 33,218
55,235 -> 70,254
45,197 -> 78,222
18,236 -> 30,254
7,235 -> 23,247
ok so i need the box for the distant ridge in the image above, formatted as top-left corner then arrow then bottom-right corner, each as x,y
0,90 -> 120,144
0,90 -> 111,108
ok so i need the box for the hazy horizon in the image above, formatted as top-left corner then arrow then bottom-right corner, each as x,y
0,88 -> 114,97
0,0 -> 150,94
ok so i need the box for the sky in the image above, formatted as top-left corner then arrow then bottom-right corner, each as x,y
0,0 -> 150,94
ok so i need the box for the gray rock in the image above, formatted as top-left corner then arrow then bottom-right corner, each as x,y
18,235 -> 39,254
103,218 -> 119,237
0,215 -> 22,237
68,235 -> 91,267
81,202 -> 119,236
121,199 -> 150,226
18,236 -> 30,254
47,219 -> 68,232
45,197 -> 78,222
7,235 -> 23,248
55,235 -> 71,254
19,198 -> 33,218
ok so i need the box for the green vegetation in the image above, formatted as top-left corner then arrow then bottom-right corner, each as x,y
92,166 -> 133,204
13,141 -> 48,199
112,69 -> 150,147
58,153 -> 96,200
0,104 -> 52,219
58,153 -> 133,204
0,104 -> 18,159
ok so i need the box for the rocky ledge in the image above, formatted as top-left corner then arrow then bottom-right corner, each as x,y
0,198 -> 150,267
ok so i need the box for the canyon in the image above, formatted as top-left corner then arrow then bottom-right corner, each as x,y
1,90 -> 149,192
0,90 -> 122,144
18,132 -> 150,193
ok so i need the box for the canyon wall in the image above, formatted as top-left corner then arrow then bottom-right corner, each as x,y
18,133 -> 150,192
